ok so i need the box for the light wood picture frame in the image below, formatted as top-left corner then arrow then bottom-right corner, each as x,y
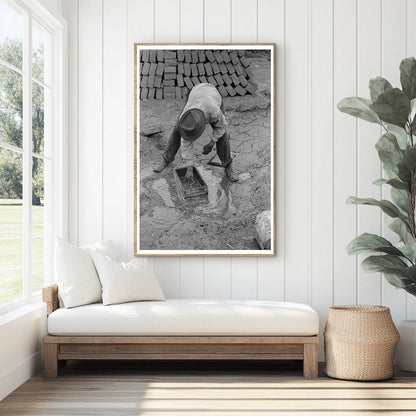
134,43 -> 276,256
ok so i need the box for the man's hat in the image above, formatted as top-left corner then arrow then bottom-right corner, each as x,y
178,108 -> 205,142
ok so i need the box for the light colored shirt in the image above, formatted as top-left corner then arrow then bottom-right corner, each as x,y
180,83 -> 227,161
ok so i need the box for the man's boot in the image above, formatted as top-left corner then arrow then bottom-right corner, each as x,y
153,158 -> 169,173
225,164 -> 239,182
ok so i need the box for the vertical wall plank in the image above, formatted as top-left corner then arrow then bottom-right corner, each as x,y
203,0 -> 232,299
229,0 -> 258,300
155,0 -> 180,42
152,0 -> 181,297
77,0 -> 103,245
284,0 -> 309,304
61,0 -> 77,245
407,0 -> 416,319
103,0 -> 128,260
231,258 -> 258,299
407,0 -> 416,57
310,0 -> 333,359
333,0 -> 357,305
230,0 -> 257,42
154,258 -> 181,298
204,257 -> 231,299
381,0 -> 407,322
178,0 -> 205,297
127,0 -> 154,262
204,0 -> 231,42
180,0 -> 203,43
180,257 -> 204,298
257,0 -> 285,301
356,0 -> 382,305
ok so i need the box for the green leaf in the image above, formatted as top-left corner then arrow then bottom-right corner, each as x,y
384,166 -> 400,180
347,233 -> 404,256
373,178 -> 388,186
403,146 -> 416,172
386,179 -> 410,191
391,187 -> 409,213
395,130 -> 410,150
411,99 -> 416,132
361,255 -> 415,288
375,132 -> 404,173
398,161 -> 412,185
389,217 -> 409,241
404,283 -> 416,296
362,254 -> 408,272
373,178 -> 409,192
346,196 -> 406,219
369,77 -> 393,102
337,97 -> 382,125
397,240 -> 416,263
402,265 -> 416,282
383,272 -> 412,288
400,57 -> 416,100
370,88 -> 410,128
410,98 -> 416,124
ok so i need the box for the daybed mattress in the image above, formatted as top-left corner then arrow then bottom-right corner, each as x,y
47,299 -> 319,336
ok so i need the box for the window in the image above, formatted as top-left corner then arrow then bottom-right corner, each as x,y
0,0 -> 66,312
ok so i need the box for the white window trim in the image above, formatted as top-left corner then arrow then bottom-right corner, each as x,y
0,0 -> 67,315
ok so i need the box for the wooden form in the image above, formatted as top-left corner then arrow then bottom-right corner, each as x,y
42,285 -> 318,379
174,166 -> 208,199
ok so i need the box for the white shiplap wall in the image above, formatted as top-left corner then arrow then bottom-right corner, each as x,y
61,0 -> 416,356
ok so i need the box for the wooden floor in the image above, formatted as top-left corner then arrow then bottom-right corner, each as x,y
1,360 -> 416,415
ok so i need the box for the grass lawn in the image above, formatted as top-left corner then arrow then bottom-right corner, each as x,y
0,199 -> 44,305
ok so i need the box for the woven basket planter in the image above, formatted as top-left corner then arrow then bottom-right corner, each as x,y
324,305 -> 399,381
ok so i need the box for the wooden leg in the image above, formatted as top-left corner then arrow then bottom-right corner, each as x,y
303,343 -> 318,379
44,343 -> 59,379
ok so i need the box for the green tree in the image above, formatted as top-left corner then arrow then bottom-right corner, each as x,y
0,38 -> 44,205
0,149 -> 22,199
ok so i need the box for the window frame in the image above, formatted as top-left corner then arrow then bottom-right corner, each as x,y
0,0 -> 67,315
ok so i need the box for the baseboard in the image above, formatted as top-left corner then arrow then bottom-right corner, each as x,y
0,350 -> 42,401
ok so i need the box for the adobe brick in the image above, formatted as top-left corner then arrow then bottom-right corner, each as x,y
141,75 -> 148,88
155,88 -> 163,99
225,85 -> 236,96
142,62 -> 150,76
220,50 -> 231,63
204,62 -> 213,76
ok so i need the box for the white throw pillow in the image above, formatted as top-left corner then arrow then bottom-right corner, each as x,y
55,239 -> 114,308
81,240 -> 115,259
90,253 -> 165,306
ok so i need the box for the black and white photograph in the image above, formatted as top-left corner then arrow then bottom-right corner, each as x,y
134,44 -> 275,256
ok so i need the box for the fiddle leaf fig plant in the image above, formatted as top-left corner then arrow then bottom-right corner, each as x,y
337,57 -> 416,297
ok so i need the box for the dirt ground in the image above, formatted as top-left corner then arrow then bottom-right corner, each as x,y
138,56 -> 272,251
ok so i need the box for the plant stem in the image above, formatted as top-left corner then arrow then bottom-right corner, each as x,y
409,123 -> 416,239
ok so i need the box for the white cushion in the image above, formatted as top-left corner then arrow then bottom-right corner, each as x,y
47,299 -> 319,336
81,240 -> 115,259
90,253 -> 165,305
54,239 -> 114,308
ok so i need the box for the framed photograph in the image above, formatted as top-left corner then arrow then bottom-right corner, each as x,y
134,44 -> 275,256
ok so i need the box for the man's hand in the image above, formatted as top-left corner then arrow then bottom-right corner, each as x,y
202,140 -> 215,155
185,166 -> 193,180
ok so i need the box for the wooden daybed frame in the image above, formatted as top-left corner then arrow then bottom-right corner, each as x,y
42,285 -> 319,379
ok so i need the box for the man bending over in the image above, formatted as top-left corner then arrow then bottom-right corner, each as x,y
153,83 -> 239,182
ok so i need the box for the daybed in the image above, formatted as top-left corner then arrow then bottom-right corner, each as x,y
42,285 -> 320,379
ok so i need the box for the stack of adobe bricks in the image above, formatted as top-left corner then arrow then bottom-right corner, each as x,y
139,49 -> 257,100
